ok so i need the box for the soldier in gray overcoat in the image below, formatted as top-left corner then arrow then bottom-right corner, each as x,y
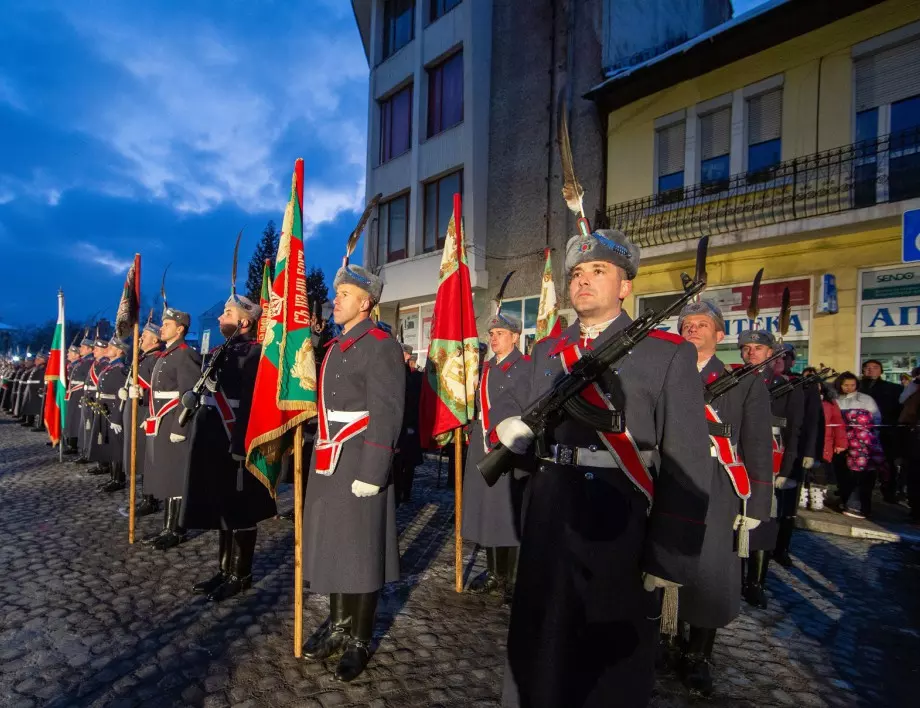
181,295 -> 276,602
119,319 -> 164,516
494,229 -> 712,708
675,301 -> 775,695
64,333 -> 94,454
739,331 -> 804,609
462,312 -> 530,600
76,335 -> 109,469
94,337 -> 130,493
19,352 -> 47,429
301,264 -> 404,683
142,307 -> 202,551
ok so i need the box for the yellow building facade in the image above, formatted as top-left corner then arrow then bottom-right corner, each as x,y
594,0 -> 920,380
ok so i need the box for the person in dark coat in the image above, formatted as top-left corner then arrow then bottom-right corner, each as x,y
493,229 -> 712,708
118,319 -> 165,516
860,359 -> 903,501
675,301 -> 774,695
141,307 -> 202,551
301,264 -> 404,683
738,331 -> 803,609
181,294 -> 277,602
772,345 -> 822,567
6,361 -> 28,416
64,333 -> 95,455
462,313 -> 530,600
19,352 -> 47,430
94,338 -> 130,493
76,335 -> 109,470
394,343 -> 424,505
0,359 -> 20,412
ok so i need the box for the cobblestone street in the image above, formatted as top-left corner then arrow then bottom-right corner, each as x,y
1,417 -> 918,708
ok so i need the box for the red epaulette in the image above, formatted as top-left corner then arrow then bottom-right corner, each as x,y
522,354 -> 532,361
648,329 -> 684,345
368,328 -> 390,341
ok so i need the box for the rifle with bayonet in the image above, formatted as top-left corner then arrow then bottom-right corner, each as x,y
176,324 -> 242,428
769,364 -> 837,401
478,236 -> 710,487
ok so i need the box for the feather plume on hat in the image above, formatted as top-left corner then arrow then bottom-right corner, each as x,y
344,194 -> 382,267
557,88 -> 591,239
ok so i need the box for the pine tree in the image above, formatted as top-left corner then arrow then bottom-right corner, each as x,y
306,267 -> 329,308
245,220 -> 279,301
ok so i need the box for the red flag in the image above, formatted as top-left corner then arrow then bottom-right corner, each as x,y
43,290 -> 66,446
419,194 -> 479,447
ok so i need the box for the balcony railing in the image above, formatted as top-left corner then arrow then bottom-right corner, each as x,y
606,128 -> 920,248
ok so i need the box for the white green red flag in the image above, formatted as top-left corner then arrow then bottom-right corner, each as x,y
257,258 -> 271,344
43,290 -> 66,446
536,247 -> 562,341
419,193 -> 479,448
245,158 -> 318,495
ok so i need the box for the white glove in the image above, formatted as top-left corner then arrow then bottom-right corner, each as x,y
734,515 -> 761,531
128,385 -> 140,399
169,433 -> 186,443
495,416 -> 535,454
109,422 -> 123,435
802,457 -> 815,469
117,388 -> 128,401
642,573 -> 681,592
774,476 -> 796,490
351,480 -> 380,497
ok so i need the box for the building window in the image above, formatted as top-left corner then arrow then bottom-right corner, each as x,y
496,296 -> 541,354
699,107 -> 731,193
379,84 -> 413,165
656,121 -> 685,203
889,94 -> 920,203
854,107 -> 880,208
423,169 -> 463,252
378,194 -> 410,263
747,89 -> 782,180
427,51 -> 463,138
430,0 -> 461,23
382,0 -> 415,60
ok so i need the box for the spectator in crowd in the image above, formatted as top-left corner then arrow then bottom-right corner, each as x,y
898,387 -> 920,525
836,372 -> 886,519
899,366 -> 920,404
901,373 -> 912,388
818,384 -> 847,488
860,359 -> 902,502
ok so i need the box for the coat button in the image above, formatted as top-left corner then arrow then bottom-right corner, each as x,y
584,472 -> 594,481
539,465 -> 546,473
589,444 -> 598,452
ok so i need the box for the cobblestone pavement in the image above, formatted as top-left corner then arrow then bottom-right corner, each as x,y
1,418 -> 918,708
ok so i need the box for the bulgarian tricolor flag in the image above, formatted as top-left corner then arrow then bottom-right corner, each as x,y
419,193 -> 479,448
245,158 -> 318,495
536,247 -> 562,341
257,258 -> 272,343
43,290 -> 66,446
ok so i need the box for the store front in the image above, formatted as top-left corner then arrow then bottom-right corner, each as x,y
635,277 -> 812,372
859,264 -> 920,383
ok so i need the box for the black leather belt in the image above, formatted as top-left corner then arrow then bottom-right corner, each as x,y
707,420 -> 732,438
772,416 -> 787,428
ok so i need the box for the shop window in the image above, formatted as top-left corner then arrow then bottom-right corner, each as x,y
427,51 -> 463,138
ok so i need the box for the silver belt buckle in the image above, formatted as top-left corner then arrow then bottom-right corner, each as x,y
555,445 -> 576,466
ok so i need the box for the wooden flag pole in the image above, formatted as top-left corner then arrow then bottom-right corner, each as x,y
293,423 -> 304,657
128,320 -> 139,544
454,431 -> 463,593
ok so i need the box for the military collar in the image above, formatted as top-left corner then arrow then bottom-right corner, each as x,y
329,318 -> 388,352
490,347 -> 522,372
699,354 -> 725,386
548,314 -> 632,356
160,339 -> 189,357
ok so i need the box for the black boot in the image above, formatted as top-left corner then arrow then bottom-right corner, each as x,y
680,626 -> 716,696
194,530 -> 233,595
208,529 -> 256,601
743,551 -> 770,609
86,461 -> 110,475
499,546 -> 518,604
20,415 -> 34,427
101,464 -> 126,493
303,594 -> 350,661
141,503 -> 170,545
334,592 -> 378,682
772,518 -> 795,568
97,464 -> 116,490
152,497 -> 187,551
468,548 -> 502,595
31,420 -> 45,432
135,494 -> 161,517
73,454 -> 90,464
63,438 -> 79,455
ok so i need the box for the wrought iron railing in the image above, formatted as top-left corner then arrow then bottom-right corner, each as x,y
606,128 -> 920,248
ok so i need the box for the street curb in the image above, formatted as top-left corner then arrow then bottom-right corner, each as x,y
795,514 -> 920,544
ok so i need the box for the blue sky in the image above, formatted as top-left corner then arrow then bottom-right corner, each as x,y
0,0 -> 368,329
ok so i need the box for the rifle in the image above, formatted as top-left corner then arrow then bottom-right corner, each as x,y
769,365 -> 837,401
177,324 -> 241,428
478,237 -> 709,487
704,347 -> 787,404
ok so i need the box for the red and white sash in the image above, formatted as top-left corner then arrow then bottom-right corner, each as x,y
479,363 -> 493,452
313,349 -> 369,475
558,343 -> 654,507
65,381 -> 85,402
144,396 -> 180,436
206,389 -> 237,440
771,428 -> 784,477
704,405 -> 752,500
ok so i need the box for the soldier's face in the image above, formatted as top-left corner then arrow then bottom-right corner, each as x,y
93,347 -> 105,360
741,343 -> 772,366
569,262 -> 632,321
160,320 -> 180,342
333,285 -> 371,325
139,331 -> 160,351
680,314 -> 724,353
489,328 -> 519,357
79,346 -> 92,357
219,307 -> 249,337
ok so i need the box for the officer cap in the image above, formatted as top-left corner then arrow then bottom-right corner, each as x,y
677,299 -> 725,334
93,335 -> 108,348
162,307 -> 191,329
108,336 -> 130,354
486,312 -> 523,334
776,342 -> 796,359
225,294 -> 263,322
401,344 -> 414,356
333,264 -> 384,303
565,229 -> 640,280
737,329 -> 775,348
143,320 -> 162,337
68,343 -> 80,353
